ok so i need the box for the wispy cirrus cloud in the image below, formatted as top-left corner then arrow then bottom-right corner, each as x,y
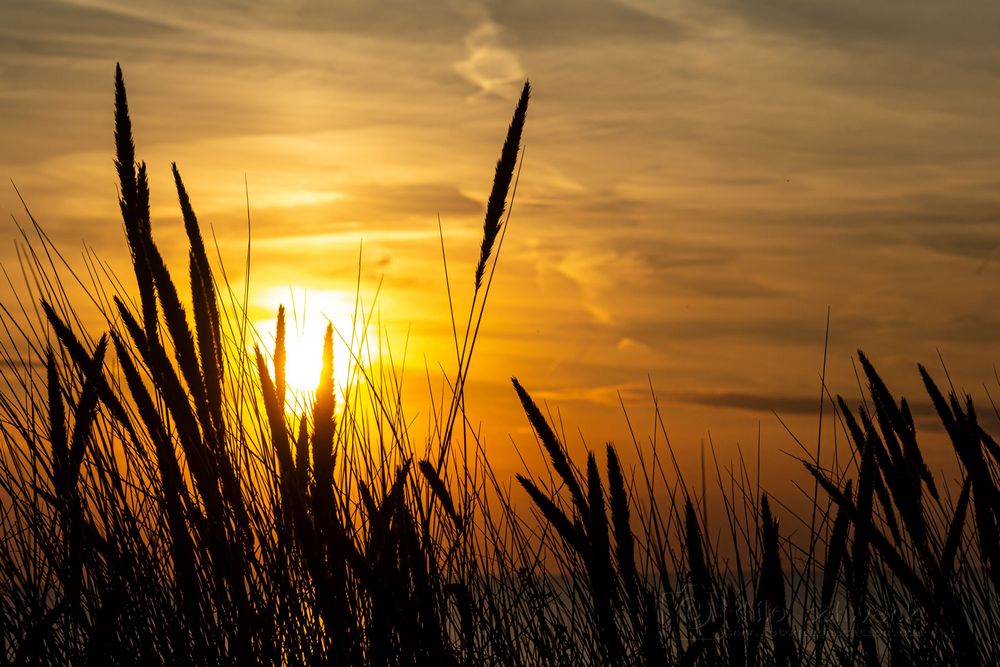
454,20 -> 525,98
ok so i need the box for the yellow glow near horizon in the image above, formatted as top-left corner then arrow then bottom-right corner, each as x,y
255,287 -> 369,411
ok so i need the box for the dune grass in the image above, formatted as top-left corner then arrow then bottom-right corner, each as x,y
0,66 -> 997,666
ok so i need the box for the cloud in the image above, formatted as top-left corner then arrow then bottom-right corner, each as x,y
531,382 -> 652,407
255,181 -> 481,221
936,313 -> 1000,344
648,317 -> 829,347
454,20 -> 525,97
706,0 -> 1000,51
667,390 -> 826,415
486,0 -> 686,48
913,227 -> 1000,264
665,389 -> 959,424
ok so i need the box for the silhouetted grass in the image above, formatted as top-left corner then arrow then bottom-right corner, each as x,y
0,66 -> 997,666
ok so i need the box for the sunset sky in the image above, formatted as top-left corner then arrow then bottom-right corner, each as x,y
3,0 -> 1000,492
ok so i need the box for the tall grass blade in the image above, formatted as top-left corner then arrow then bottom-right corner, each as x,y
475,81 -> 530,290
511,377 -> 588,519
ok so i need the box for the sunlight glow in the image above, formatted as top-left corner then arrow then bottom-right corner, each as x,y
255,287 -> 369,412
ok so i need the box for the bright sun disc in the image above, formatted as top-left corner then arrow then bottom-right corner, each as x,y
255,288 -> 367,411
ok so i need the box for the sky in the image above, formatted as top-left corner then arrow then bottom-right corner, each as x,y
3,0 -> 1000,503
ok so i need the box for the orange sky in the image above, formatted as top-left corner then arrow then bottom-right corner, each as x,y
3,1 -> 1000,508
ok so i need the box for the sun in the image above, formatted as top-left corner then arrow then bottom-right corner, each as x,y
255,287 -> 367,411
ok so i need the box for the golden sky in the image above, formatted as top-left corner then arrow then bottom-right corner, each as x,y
3,0 -> 1000,495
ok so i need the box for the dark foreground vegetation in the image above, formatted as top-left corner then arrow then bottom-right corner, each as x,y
0,67 -> 997,666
